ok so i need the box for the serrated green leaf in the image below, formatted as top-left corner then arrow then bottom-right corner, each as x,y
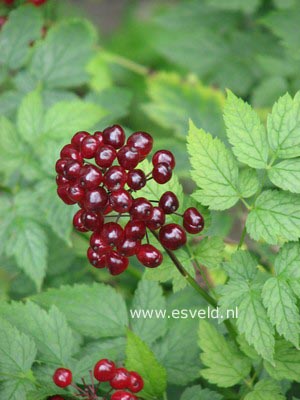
0,380 -> 34,400
275,242 -> 300,278
188,121 -> 240,210
131,281 -> 167,345
219,280 -> 250,319
246,190 -> 300,244
0,301 -> 76,365
222,250 -> 258,280
30,19 -> 97,88
0,6 -> 43,69
237,335 -> 261,361
267,92 -> 300,158
238,169 -> 260,198
224,91 -> 268,168
244,379 -> 285,400
199,320 -> 251,387
195,237 -> 224,269
32,283 -> 128,338
126,330 -> 167,400
17,90 -> 44,143
180,385 -> 223,400
27,385 -> 69,400
268,159 -> 300,193
262,277 -> 299,347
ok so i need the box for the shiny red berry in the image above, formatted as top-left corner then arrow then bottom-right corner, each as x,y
106,251 -> 129,275
90,233 -> 110,253
84,188 -> 108,211
110,368 -> 131,390
60,144 -> 83,164
73,209 -> 88,232
95,145 -> 117,168
101,222 -> 124,247
159,191 -> 179,214
53,368 -> 72,388
137,244 -> 163,268
159,223 -> 186,250
152,163 -> 172,184
87,247 -> 103,267
57,185 -> 76,205
124,220 -> 146,241
79,165 -> 103,190
152,150 -> 175,169
64,160 -> 81,180
82,210 -> 103,231
104,166 -> 127,191
146,207 -> 165,230
103,125 -> 125,149
71,131 -> 89,149
94,359 -> 116,382
56,174 -> 69,186
80,136 -> 99,159
67,183 -> 85,203
110,189 -> 133,213
117,146 -> 140,170
117,238 -> 140,257
183,207 -> 204,234
111,391 -> 138,400
55,159 -> 67,174
130,198 -> 153,221
93,131 -> 104,145
127,131 -> 153,159
127,169 -> 146,191
128,371 -> 144,393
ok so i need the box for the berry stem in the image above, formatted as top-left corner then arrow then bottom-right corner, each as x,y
237,225 -> 247,250
101,50 -> 151,76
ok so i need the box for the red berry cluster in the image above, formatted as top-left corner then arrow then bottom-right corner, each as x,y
52,359 -> 143,400
55,125 -> 204,275
3,0 -> 47,6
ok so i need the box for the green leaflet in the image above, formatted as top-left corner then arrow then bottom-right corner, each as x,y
268,159 -> 300,193
180,385 -> 223,400
244,379 -> 285,400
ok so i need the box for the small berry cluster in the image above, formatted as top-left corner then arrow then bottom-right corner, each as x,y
55,125 -> 204,275
52,359 -> 143,400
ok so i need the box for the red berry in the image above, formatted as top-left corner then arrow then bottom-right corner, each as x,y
127,169 -> 146,191
130,198 -> 153,221
57,185 -> 76,205
87,247 -> 102,267
159,223 -> 186,250
117,146 -> 140,170
60,144 -> 83,164
82,211 -> 104,231
3,0 -> 14,4
101,222 -> 124,247
80,136 -> 99,159
53,368 -> 72,388
93,131 -> 104,145
90,233 -> 110,253
110,189 -> 133,213
159,191 -> 179,214
183,207 -> 204,234
106,252 -> 129,275
103,125 -> 125,149
56,174 -> 69,186
94,359 -> 116,382
124,220 -> 146,241
128,371 -> 144,393
84,188 -> 108,211
152,150 -> 175,169
111,391 -> 138,400
117,238 -> 140,257
146,207 -> 165,230
55,159 -> 67,174
152,163 -> 172,184
71,131 -> 89,149
73,209 -> 88,232
110,368 -> 131,390
95,145 -> 117,168
127,131 -> 153,159
64,160 -> 81,180
30,0 -> 47,5
79,165 -> 103,190
67,183 -> 85,203
49,396 -> 65,400
136,244 -> 163,268
104,166 -> 127,191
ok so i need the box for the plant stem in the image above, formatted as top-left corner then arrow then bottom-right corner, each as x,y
237,226 -> 247,250
102,50 -> 150,76
163,392 -> 168,400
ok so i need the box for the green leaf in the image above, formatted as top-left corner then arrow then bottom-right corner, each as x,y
27,386 -> 68,400
195,237 -> 224,269
0,6 -> 43,69
246,190 -> 300,244
222,250 -> 258,280
268,159 -> 300,193
0,90 -> 22,117
125,330 -> 167,400
180,385 -> 223,400
30,19 -> 97,88
274,242 -> 300,278
187,121 -> 240,210
131,281 -> 167,345
199,320 -> 251,387
251,76 -> 288,108
224,91 -> 269,168
0,301 -> 76,365
267,92 -> 300,158
0,380 -> 34,400
262,277 -> 299,347
32,283 -> 128,338
206,0 -> 259,13
17,90 -> 44,144
238,169 -> 260,198
244,379 -> 285,400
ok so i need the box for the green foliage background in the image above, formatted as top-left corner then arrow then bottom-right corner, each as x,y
0,0 -> 300,399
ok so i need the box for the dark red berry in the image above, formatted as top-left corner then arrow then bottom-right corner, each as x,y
84,188 -> 108,211
106,252 -> 129,275
95,145 -> 117,168
30,0 -> 47,5
111,391 -> 138,400
53,368 -> 72,388
67,183 -> 85,203
103,125 -> 125,149
159,191 -> 179,214
49,396 -> 65,400
60,144 -> 83,164
152,163 -> 172,184
117,146 -> 140,170
159,223 -> 186,250
110,189 -> 133,213
183,207 -> 204,234
57,185 -> 76,205
3,0 -> 14,4
55,159 -> 67,174
71,131 -> 89,149
128,371 -> 144,393
79,165 -> 103,190
127,169 -> 146,191
73,209 -> 88,232
82,211 -> 104,231
136,244 -> 163,268
56,174 -> 69,186
152,150 -> 175,169
104,166 -> 127,191
124,220 -> 146,241
94,131 -> 104,145
80,136 -> 99,159
146,207 -> 165,230
90,233 -> 110,253
64,160 -> 81,180
110,368 -> 131,390
127,131 -> 153,159
101,222 -> 124,247
87,247 -> 101,266
94,359 -> 116,382
130,198 -> 153,221
117,238 -> 140,257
